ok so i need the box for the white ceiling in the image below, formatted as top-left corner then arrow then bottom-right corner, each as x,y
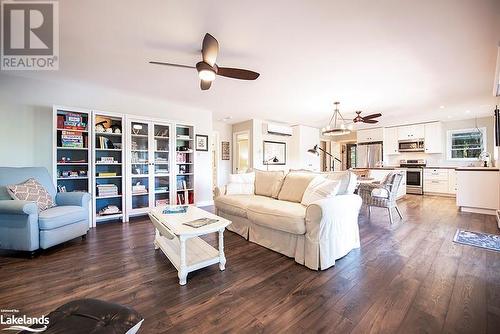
5,0 -> 500,128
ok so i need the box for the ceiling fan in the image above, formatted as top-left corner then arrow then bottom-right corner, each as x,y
353,111 -> 382,124
149,33 -> 260,90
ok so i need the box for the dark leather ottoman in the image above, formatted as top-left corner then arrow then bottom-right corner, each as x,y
22,299 -> 143,334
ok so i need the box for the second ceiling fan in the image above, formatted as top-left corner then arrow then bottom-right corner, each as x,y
150,33 -> 260,90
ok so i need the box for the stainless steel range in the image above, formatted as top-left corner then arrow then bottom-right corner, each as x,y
399,159 -> 426,195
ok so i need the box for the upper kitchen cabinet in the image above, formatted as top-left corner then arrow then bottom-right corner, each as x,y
397,124 -> 425,140
357,128 -> 384,143
384,127 -> 399,155
424,122 -> 443,153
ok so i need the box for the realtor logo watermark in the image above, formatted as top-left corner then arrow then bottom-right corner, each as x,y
1,0 -> 59,70
1,309 -> 48,332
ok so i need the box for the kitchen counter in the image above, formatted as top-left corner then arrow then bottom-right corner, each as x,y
351,166 -> 400,170
455,167 -> 499,171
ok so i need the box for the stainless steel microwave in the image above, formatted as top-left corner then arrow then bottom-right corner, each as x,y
398,139 -> 425,152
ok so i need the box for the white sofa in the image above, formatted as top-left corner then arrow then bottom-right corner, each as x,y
214,170 -> 362,270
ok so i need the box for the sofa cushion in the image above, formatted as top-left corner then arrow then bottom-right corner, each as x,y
301,177 -> 340,205
38,205 -> 87,230
277,172 -> 317,203
247,200 -> 306,235
254,170 -> 285,198
324,171 -> 357,195
214,194 -> 272,218
7,178 -> 55,211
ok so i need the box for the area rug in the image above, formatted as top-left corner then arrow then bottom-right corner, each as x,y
453,229 -> 500,252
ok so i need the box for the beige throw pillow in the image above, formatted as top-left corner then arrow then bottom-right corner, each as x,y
278,171 -> 317,203
254,170 -> 285,198
301,176 -> 340,206
7,178 -> 55,211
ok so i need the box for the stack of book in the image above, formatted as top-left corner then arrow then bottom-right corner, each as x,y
61,130 -> 83,148
132,184 -> 148,194
58,112 -> 86,131
97,184 -> 118,197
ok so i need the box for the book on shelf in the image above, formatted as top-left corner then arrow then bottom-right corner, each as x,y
97,136 -> 115,149
98,172 -> 117,177
97,184 -> 118,197
177,135 -> 191,140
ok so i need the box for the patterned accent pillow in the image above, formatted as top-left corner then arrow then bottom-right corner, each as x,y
301,176 -> 340,206
7,178 -> 55,211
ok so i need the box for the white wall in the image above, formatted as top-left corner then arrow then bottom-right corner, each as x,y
213,121 -> 232,187
289,125 -> 320,171
0,74 -> 214,205
385,116 -> 495,167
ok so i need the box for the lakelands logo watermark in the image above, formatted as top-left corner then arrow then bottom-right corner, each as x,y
1,0 -> 59,70
1,309 -> 48,332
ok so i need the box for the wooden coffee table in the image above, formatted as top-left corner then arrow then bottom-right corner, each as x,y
149,206 -> 231,285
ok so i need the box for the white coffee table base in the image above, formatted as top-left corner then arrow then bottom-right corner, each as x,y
154,228 -> 226,285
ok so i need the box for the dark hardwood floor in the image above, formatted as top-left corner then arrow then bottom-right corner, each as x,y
1,195 -> 499,333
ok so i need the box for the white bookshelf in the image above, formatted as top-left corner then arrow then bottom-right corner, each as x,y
91,111 -> 125,225
174,124 -> 195,205
53,106 -> 92,227
53,107 -> 198,226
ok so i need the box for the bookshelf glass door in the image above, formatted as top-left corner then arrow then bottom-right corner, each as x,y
153,124 -> 170,207
130,121 -> 150,209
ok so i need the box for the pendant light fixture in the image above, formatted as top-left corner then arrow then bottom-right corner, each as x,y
322,102 -> 353,136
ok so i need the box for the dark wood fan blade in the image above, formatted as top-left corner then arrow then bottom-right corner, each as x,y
217,67 -> 260,80
363,119 -> 379,124
200,80 -> 212,90
202,33 -> 219,67
149,61 -> 195,69
362,113 -> 382,120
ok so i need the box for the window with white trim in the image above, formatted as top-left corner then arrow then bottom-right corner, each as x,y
446,127 -> 486,160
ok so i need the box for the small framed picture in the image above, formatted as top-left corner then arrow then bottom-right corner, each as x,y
221,141 -> 230,160
195,134 -> 209,151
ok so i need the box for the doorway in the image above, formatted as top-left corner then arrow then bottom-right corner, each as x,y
233,131 -> 250,173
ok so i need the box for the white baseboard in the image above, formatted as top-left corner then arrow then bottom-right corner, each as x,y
460,206 -> 497,216
196,200 -> 214,207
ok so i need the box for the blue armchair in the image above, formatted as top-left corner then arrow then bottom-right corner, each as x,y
0,167 -> 90,253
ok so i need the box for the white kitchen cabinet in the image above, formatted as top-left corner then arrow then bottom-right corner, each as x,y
448,169 -> 457,194
357,128 -> 384,143
383,127 -> 399,155
424,122 -> 443,154
397,124 -> 425,140
423,168 -> 456,195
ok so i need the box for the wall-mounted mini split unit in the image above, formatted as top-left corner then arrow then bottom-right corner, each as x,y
494,45 -> 500,97
267,123 -> 293,136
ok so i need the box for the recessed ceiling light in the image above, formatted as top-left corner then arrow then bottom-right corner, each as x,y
221,116 -> 232,122
447,115 -> 452,119
439,105 -> 445,109
465,110 -> 471,113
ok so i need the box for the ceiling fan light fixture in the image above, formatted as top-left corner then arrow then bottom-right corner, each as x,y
199,69 -> 216,82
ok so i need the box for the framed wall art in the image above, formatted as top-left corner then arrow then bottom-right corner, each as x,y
221,141 -> 230,160
195,134 -> 209,151
263,140 -> 286,165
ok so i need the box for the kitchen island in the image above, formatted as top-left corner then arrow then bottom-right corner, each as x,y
456,167 -> 499,215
